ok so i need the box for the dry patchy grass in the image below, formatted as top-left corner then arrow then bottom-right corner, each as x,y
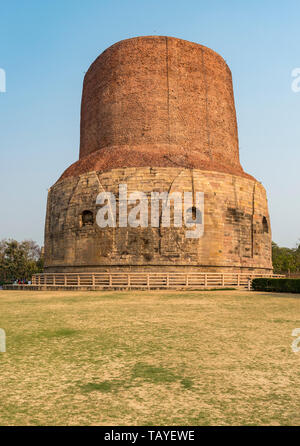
0,289 -> 300,426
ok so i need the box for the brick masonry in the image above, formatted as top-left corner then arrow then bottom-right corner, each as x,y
60,36 -> 253,181
44,36 -> 272,273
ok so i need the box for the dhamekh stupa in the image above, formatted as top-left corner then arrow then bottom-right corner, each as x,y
44,36 -> 272,274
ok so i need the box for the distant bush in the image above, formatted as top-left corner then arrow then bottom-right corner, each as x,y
252,278 -> 300,293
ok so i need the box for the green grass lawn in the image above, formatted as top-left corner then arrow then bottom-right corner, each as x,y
0,289 -> 300,426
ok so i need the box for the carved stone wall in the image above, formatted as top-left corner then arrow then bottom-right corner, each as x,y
44,167 -> 272,273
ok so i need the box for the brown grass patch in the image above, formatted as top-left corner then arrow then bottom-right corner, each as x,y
0,289 -> 299,425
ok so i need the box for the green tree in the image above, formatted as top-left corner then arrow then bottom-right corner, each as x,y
272,241 -> 300,274
0,239 -> 44,285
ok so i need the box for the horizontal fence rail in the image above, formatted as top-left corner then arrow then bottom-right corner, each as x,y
25,272 -> 286,290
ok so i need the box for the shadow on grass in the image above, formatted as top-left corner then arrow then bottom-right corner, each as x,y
132,362 -> 178,384
81,380 -> 126,393
36,328 -> 78,339
80,362 -> 194,394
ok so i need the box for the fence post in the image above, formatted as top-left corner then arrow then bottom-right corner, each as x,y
204,274 -> 207,287
147,274 -> 150,290
248,279 -> 251,291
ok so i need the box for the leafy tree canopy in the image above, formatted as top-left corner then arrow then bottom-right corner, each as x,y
0,239 -> 43,284
272,241 -> 300,274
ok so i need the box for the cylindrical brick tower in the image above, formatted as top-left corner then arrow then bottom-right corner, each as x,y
44,36 -> 272,273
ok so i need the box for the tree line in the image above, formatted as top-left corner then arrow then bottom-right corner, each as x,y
0,238 -> 299,285
0,239 -> 43,285
272,241 -> 300,275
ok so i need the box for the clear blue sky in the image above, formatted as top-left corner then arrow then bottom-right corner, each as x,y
0,0 -> 299,247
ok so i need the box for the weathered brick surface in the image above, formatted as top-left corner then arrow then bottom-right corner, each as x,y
44,36 -> 272,273
44,167 -> 272,273
60,36 -> 252,181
